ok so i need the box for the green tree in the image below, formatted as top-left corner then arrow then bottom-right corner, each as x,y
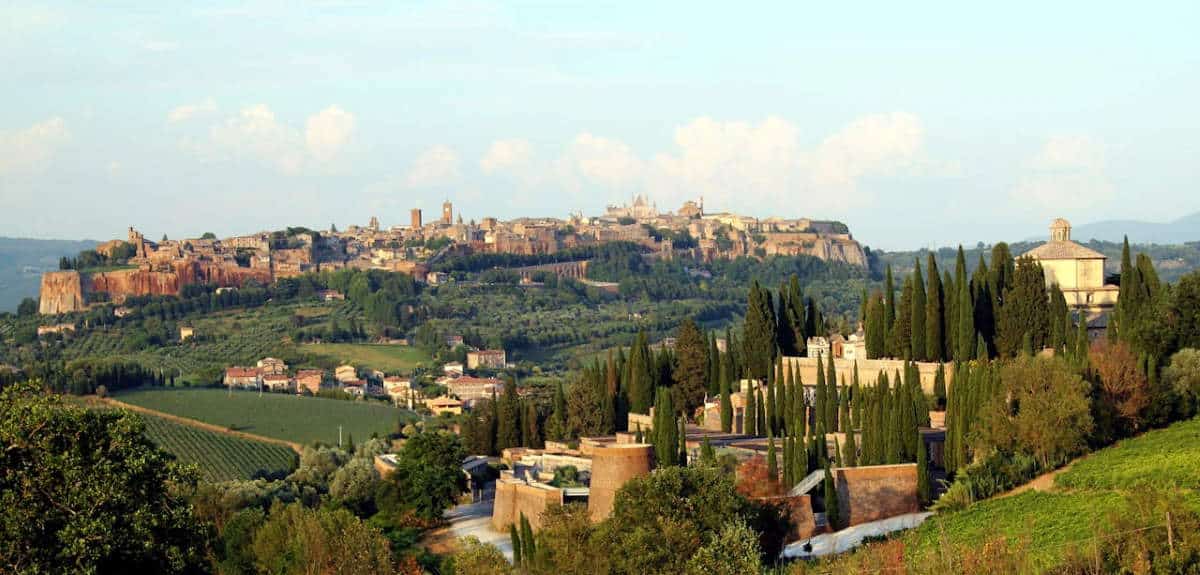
995,258 -> 1051,357
683,520 -> 762,575
823,464 -> 840,531
719,363 -> 733,433
917,433 -> 931,507
742,281 -> 778,379
911,259 -> 927,361
452,536 -> 513,575
652,387 -> 678,467
0,382 -> 208,573
383,431 -> 466,520
673,318 -> 710,415
926,254 -> 945,361
252,502 -> 393,574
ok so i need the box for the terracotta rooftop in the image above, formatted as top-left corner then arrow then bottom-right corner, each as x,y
1023,240 -> 1106,261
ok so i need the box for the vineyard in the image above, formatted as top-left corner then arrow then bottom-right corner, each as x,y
300,343 -> 431,373
116,387 -> 416,445
139,414 -> 298,483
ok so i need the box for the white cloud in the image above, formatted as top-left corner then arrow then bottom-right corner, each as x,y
0,117 -> 69,175
480,138 -> 533,174
560,133 -> 643,190
208,105 -> 305,173
1011,135 -> 1113,213
480,113 -> 931,214
647,116 -> 801,207
305,106 -> 355,162
186,104 -> 356,173
167,98 -> 217,123
405,145 -> 461,188
806,112 -> 925,189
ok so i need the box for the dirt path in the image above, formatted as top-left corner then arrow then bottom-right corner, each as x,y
96,397 -> 304,454
997,458 -> 1080,498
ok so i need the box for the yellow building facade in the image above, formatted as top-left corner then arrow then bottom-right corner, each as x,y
1023,218 -> 1119,312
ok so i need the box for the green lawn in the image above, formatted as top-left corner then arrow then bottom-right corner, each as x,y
116,387 -> 416,446
300,343 -> 432,373
138,413 -> 297,483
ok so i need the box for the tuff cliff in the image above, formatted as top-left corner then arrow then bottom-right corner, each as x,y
39,271 -> 86,315
38,262 -> 274,314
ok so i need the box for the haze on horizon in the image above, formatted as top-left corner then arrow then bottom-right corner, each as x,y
2,1 -> 1197,251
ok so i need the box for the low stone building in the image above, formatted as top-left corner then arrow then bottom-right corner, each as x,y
261,374 -> 293,393
295,369 -> 323,395
224,367 -> 260,389
467,349 -> 507,370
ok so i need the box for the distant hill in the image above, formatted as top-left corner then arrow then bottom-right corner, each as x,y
0,237 -> 96,313
1047,212 -> 1200,245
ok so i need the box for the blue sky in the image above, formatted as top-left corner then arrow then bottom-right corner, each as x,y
1,1 -> 1197,250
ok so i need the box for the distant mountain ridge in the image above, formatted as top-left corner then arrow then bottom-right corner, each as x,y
1047,212 -> 1200,245
0,237 -> 96,313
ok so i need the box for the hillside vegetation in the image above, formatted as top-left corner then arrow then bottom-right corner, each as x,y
115,388 -> 415,446
138,413 -> 297,482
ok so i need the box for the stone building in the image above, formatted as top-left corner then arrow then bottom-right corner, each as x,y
466,349 -> 507,370
1023,218 -> 1119,312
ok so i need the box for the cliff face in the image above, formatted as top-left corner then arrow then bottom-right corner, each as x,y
38,261 -> 275,314
39,271 -> 85,314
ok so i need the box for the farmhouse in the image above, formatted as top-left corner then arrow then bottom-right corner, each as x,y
261,374 -> 293,393
295,369 -> 323,395
224,367 -> 260,389
427,396 -> 463,415
335,364 -> 358,383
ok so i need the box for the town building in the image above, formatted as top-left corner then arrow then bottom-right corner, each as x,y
806,336 -> 831,360
261,374 -> 293,393
467,349 -> 507,370
257,357 -> 287,376
335,364 -> 358,383
445,376 -> 505,405
427,396 -> 464,415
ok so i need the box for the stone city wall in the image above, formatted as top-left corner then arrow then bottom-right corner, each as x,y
783,357 -> 954,395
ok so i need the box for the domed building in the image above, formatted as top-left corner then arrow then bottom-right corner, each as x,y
1022,218 -> 1119,312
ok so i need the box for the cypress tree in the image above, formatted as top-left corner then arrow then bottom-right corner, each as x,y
917,432 -> 931,507
756,389 -> 767,439
775,359 -> 786,433
520,513 -> 536,567
743,281 -> 778,379
933,363 -> 947,410
926,254 -> 945,361
767,428 -> 778,482
510,524 -> 522,565
815,355 -> 827,434
745,386 -> 757,436
549,380 -> 568,441
825,355 -> 838,432
844,427 -> 857,467
707,333 -> 721,396
838,377 -> 850,433
833,436 -> 843,467
893,277 -> 914,360
700,436 -> 715,465
652,387 -> 678,466
824,464 -> 840,530
911,258 -> 927,361
766,363 -> 777,436
678,416 -> 688,466
884,265 -> 896,355
719,363 -> 733,433
865,292 -> 886,358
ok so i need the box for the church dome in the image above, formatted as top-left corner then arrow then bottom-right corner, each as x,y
1050,218 -> 1072,242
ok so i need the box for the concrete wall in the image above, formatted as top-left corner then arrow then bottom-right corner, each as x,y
587,444 -> 654,522
783,357 -> 953,395
833,464 -> 919,527
491,480 -> 564,532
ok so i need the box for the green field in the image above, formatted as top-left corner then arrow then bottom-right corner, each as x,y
138,414 -> 297,483
900,415 -> 1200,571
116,388 -> 416,445
1055,416 -> 1200,491
300,343 -> 431,373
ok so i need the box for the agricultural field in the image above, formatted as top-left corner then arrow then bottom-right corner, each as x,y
900,415 -> 1200,571
300,343 -> 431,373
138,414 -> 297,483
115,387 -> 417,446
1054,416 -> 1200,491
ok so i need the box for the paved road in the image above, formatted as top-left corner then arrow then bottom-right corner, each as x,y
426,482 -> 513,560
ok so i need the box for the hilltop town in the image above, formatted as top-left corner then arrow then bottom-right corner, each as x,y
38,196 -> 864,315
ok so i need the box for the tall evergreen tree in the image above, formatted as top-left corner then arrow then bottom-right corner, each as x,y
756,389 -> 767,440
996,257 -> 1051,356
743,281 -> 778,379
496,379 -> 521,450
911,259 -> 927,361
719,362 -> 733,433
824,464 -> 840,530
844,427 -> 857,467
745,385 -> 757,436
893,277 -> 914,360
865,292 -> 886,359
673,317 -> 710,415
925,254 -> 945,361
652,387 -> 678,466
917,432 -> 931,507
884,265 -> 896,355
767,428 -> 778,482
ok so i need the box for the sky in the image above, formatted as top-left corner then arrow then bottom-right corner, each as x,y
1,1 -> 1198,251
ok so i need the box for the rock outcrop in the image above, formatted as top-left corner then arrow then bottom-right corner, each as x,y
38,261 -> 275,314
39,271 -> 85,315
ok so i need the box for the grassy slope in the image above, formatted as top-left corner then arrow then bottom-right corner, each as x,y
139,413 -> 297,482
116,387 -> 415,445
300,343 -> 431,373
901,416 -> 1200,571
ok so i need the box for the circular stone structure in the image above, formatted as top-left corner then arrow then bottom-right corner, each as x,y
588,444 -> 655,522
